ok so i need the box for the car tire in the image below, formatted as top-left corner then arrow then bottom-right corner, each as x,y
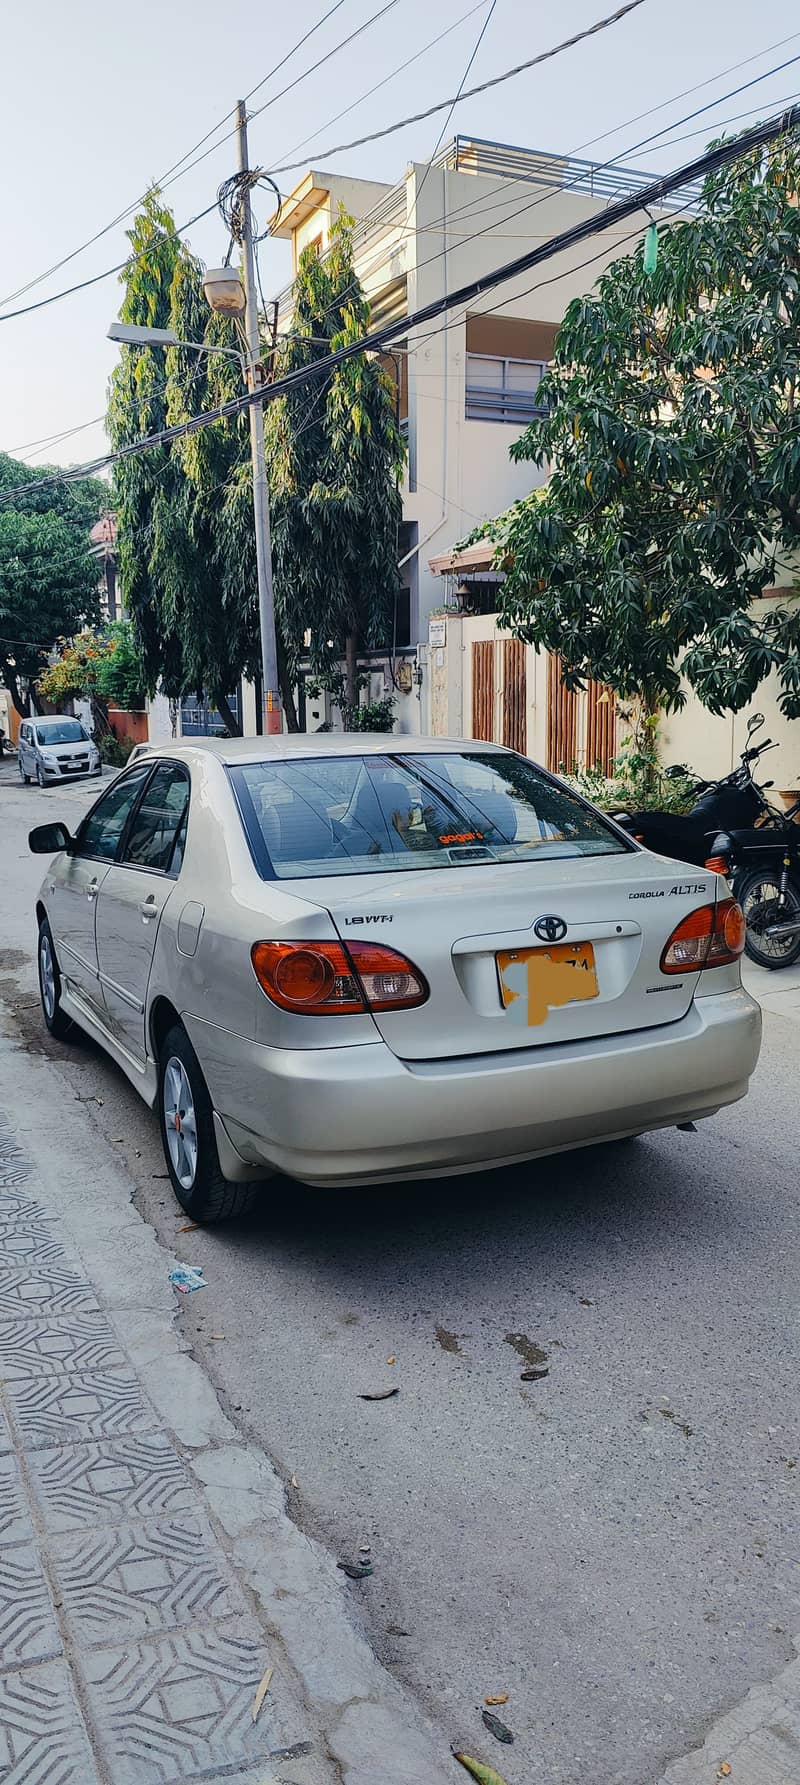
37,919 -> 75,1041
20,761 -> 30,785
158,1023 -> 261,1222
36,764 -> 45,787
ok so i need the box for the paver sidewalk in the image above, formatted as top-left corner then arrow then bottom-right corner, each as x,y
0,1015 -> 454,1785
0,1110 -> 329,1785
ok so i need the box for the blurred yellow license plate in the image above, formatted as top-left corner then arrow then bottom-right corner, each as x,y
497,942 -> 598,1027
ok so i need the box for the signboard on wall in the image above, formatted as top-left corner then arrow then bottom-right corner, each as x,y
428,616 -> 446,647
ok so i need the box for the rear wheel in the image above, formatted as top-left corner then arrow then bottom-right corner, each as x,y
737,868 -> 800,970
157,1023 -> 262,1221
37,919 -> 75,1041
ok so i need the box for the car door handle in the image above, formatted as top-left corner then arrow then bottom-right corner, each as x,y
140,896 -> 157,921
86,878 -> 99,902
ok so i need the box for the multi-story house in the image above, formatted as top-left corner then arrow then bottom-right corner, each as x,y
268,134 -> 686,732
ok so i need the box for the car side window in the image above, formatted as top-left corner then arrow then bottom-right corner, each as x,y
76,766 -> 153,862
122,764 -> 190,875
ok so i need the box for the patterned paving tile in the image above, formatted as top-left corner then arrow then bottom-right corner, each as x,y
0,1313 -> 126,1380
0,1230 -> 70,1269
0,1129 -> 30,1191
0,1405 -> 12,1454
0,1543 -> 61,1668
0,1264 -> 99,1318
5,1368 -> 156,1449
0,1661 -> 99,1783
0,1196 -> 51,1227
28,1434 -> 196,1533
82,1622 -> 285,1783
51,1513 -> 245,1645
0,1452 -> 30,1546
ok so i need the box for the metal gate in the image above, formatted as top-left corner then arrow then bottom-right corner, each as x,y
586,679 -> 617,774
502,638 -> 527,754
546,654 -> 578,773
472,640 -> 495,742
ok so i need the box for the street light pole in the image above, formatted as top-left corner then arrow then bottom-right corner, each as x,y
236,98 -> 282,735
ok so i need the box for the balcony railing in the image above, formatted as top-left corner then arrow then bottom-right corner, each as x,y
465,353 -> 549,424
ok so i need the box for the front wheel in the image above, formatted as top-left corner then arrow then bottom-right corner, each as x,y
737,868 -> 800,970
37,920 -> 75,1040
157,1024 -> 261,1221
36,764 -> 45,788
20,760 -> 30,785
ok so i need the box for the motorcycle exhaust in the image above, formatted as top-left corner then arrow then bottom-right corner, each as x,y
764,916 -> 800,940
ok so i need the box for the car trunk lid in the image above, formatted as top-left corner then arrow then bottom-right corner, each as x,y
320,853 -> 717,1061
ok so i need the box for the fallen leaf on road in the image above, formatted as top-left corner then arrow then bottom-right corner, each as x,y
337,1561 -> 373,1579
484,1695 -> 509,1706
290,1474 -> 298,1489
210,1334 -> 225,1341
251,1663 -> 274,1723
179,1223 -> 201,1233
358,1387 -> 399,1400
718,1767 -> 732,1778
520,1367 -> 549,1382
387,1356 -> 396,1365
482,1709 -> 514,1744
451,1750 -> 510,1785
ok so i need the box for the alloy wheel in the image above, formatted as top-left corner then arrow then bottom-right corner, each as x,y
163,1056 -> 198,1190
39,930 -> 56,1021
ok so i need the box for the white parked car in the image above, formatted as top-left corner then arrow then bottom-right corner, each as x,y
19,716 -> 102,785
28,736 -> 762,1222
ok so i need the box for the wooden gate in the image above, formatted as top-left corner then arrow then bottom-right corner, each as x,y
502,639 -> 527,754
586,680 -> 617,773
471,640 -> 495,741
546,653 -> 578,773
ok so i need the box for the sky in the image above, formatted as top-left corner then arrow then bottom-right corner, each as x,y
0,0 -> 797,472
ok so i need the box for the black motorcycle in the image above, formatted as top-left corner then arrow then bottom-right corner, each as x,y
707,802 -> 800,970
613,714 -> 781,867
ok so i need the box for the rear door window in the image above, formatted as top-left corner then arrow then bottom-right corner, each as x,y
231,751 -> 629,879
122,764 -> 190,874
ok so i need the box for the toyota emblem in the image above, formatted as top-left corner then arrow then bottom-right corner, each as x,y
533,914 -> 568,943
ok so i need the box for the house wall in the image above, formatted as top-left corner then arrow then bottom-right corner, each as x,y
430,606 -> 800,797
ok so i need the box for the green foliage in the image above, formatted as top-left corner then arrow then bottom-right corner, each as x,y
266,210 -> 406,704
99,732 -> 135,768
341,695 -> 396,732
478,126 -> 800,720
95,621 -> 145,710
107,191 -> 253,732
562,729 -> 698,814
0,453 -> 105,715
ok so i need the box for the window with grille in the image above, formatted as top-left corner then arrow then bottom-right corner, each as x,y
465,354 -> 548,423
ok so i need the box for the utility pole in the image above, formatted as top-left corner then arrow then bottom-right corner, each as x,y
236,99 -> 282,735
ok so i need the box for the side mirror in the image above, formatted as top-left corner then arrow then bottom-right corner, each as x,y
28,822 -> 72,856
747,712 -> 765,736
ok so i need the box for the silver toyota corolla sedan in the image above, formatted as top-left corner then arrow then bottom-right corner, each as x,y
28,736 -> 762,1221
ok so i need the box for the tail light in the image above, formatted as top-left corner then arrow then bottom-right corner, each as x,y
704,853 -> 731,874
660,899 -> 746,975
251,940 -> 428,1015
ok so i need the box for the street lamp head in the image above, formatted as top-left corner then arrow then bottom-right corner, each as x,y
203,267 -> 246,316
107,321 -> 180,348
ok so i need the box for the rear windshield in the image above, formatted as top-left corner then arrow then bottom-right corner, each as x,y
35,720 -> 87,744
231,751 -> 629,880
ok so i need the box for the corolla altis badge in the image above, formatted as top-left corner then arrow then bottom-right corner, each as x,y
533,914 -> 568,943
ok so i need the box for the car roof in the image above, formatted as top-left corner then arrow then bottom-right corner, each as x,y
35,716 -> 81,728
144,734 -> 510,767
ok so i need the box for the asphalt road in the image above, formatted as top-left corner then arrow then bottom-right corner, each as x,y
3,760 -> 800,1785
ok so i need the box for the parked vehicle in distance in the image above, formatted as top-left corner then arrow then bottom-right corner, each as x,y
28,736 -> 761,1222
707,797 -> 800,969
614,713 -> 780,866
18,717 -> 101,786
127,742 -> 154,765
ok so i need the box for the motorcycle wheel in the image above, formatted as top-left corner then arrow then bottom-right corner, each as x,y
736,868 -> 800,970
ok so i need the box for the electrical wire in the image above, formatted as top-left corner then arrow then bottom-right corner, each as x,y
268,0 -> 647,174
0,0 -> 374,313
2,105 -> 796,509
411,0 -> 499,221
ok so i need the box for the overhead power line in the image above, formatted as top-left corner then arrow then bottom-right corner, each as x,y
0,0 -> 379,313
269,0 -> 647,175
3,105 -> 797,508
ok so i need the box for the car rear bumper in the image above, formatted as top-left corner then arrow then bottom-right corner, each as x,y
185,986 -> 762,1186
